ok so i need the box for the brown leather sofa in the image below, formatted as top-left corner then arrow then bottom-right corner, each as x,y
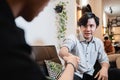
31,45 -> 61,77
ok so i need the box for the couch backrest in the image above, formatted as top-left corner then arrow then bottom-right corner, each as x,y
31,45 -> 61,76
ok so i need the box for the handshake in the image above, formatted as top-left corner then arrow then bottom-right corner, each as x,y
63,54 -> 80,71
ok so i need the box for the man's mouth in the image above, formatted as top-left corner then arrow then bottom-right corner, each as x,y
85,33 -> 91,35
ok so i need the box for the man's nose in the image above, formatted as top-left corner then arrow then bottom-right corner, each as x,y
86,26 -> 91,30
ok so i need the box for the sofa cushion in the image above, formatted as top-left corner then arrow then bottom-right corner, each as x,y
31,45 -> 62,77
44,60 -> 62,79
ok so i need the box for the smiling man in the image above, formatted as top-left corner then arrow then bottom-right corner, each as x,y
59,12 -> 109,80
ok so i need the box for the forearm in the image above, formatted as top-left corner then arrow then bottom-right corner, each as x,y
59,47 -> 71,58
58,51 -> 80,80
101,62 -> 110,70
58,63 -> 74,80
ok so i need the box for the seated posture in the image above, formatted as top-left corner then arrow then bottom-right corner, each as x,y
59,12 -> 109,80
104,36 -> 120,69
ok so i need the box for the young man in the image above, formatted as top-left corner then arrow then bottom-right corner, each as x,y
59,12 -> 110,80
0,0 -> 79,80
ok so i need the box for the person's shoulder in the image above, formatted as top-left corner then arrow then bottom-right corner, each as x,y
93,37 -> 103,44
66,34 -> 78,42
67,34 -> 77,39
94,37 -> 102,41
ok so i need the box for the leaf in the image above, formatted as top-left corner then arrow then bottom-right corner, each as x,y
55,1 -> 68,42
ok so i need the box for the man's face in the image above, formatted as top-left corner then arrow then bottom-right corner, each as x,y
80,18 -> 97,41
21,0 -> 49,21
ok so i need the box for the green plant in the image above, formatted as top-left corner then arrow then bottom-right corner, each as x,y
45,60 -> 62,80
54,1 -> 68,42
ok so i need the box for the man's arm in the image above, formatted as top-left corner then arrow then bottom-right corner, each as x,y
58,54 -> 80,80
59,46 -> 71,58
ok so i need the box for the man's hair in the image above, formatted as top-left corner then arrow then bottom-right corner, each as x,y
78,12 -> 99,27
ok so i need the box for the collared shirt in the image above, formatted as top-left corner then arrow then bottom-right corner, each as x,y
61,34 -> 109,78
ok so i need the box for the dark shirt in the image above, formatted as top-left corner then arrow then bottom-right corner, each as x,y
0,0 -> 47,80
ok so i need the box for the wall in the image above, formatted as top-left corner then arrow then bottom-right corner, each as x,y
112,27 -> 120,42
15,0 -> 77,50
109,17 -> 120,42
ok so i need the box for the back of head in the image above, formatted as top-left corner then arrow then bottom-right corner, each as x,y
104,36 -> 112,47
6,0 -> 50,21
78,12 -> 99,27
104,36 -> 109,40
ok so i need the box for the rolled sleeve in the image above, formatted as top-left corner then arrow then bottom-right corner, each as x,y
61,35 -> 77,52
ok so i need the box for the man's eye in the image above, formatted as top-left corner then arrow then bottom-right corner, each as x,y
90,25 -> 93,27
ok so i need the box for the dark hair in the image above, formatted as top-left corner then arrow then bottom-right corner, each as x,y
82,4 -> 92,15
78,12 -> 99,27
104,36 -> 109,40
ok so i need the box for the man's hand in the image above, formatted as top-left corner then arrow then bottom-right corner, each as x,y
63,54 -> 80,70
94,67 -> 108,80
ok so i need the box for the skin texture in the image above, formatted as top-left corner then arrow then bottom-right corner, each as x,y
58,54 -> 80,80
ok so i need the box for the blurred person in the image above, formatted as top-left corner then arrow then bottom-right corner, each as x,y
0,0 -> 79,80
104,36 -> 115,55
104,36 -> 120,69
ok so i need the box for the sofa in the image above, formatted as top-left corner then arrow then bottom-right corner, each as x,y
31,45 -> 120,80
31,45 -> 62,77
